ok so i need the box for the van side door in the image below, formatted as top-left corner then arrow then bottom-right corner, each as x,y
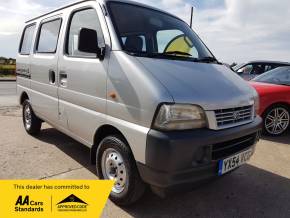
30,16 -> 63,124
57,4 -> 110,145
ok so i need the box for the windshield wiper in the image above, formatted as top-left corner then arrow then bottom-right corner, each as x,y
198,56 -> 220,64
163,51 -> 192,56
147,52 -> 198,61
127,51 -> 193,58
128,52 -> 222,64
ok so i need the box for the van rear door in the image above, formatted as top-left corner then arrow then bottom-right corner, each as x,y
17,24 -> 36,90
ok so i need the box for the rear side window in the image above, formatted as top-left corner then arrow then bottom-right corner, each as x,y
36,19 -> 62,53
19,24 -> 36,55
66,8 -> 104,58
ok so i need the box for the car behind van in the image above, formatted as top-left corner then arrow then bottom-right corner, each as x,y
233,60 -> 290,81
17,0 -> 262,205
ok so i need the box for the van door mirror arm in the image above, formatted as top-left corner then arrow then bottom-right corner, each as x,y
78,28 -> 105,60
97,46 -> 106,61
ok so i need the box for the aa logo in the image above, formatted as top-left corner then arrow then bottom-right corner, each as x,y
57,194 -> 88,212
15,195 -> 44,212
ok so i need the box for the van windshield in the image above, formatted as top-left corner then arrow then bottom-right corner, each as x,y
107,2 -> 218,63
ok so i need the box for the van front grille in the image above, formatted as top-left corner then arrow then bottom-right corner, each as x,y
212,134 -> 256,160
215,105 -> 253,128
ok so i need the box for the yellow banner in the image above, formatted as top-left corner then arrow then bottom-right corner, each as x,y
0,180 -> 114,218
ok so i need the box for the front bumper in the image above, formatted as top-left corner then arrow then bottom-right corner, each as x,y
137,116 -> 262,191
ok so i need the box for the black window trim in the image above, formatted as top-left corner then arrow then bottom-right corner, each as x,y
35,17 -> 63,54
64,6 -> 105,59
19,23 -> 37,55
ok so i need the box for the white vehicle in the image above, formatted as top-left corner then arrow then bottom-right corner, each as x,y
17,0 -> 261,205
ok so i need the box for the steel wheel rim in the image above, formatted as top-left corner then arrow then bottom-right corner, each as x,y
265,107 -> 289,135
101,148 -> 127,194
24,104 -> 32,130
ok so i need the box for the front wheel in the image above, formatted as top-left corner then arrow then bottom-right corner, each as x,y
263,104 -> 290,136
96,135 -> 146,206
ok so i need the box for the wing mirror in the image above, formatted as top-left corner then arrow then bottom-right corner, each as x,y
78,28 -> 105,60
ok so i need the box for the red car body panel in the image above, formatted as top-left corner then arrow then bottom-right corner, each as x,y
249,81 -> 290,116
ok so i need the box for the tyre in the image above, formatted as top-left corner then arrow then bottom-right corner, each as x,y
22,100 -> 42,135
96,135 -> 146,206
263,104 -> 290,136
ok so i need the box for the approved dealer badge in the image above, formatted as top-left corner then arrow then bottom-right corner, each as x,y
56,194 -> 88,212
0,180 -> 113,218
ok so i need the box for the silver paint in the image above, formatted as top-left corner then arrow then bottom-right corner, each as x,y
17,0 -> 258,165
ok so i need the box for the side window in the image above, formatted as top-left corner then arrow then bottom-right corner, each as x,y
67,8 -> 104,58
157,30 -> 199,58
237,65 -> 253,75
271,65 -> 279,71
252,64 -> 264,75
19,24 -> 36,55
36,19 -> 62,53
264,65 -> 271,72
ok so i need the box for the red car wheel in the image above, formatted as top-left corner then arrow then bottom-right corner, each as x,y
263,104 -> 290,136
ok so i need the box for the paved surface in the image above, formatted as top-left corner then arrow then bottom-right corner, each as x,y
0,84 -> 289,217
0,81 -> 17,107
0,81 -> 17,96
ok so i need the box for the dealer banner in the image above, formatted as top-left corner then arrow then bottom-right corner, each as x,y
0,180 -> 114,218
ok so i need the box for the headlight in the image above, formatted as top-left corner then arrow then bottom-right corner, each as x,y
153,104 -> 207,130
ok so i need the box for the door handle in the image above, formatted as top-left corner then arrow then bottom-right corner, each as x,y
59,71 -> 68,87
49,69 -> 56,84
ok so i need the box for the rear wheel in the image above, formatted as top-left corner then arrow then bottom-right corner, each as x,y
22,100 -> 42,135
96,135 -> 146,206
263,104 -> 290,136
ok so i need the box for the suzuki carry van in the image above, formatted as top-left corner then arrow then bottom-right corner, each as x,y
17,0 -> 262,205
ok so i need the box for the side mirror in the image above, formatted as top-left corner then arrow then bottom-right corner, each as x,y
78,28 -> 105,59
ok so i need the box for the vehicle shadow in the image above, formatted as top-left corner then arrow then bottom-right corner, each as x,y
262,134 -> 290,145
36,127 -> 97,175
122,165 -> 290,218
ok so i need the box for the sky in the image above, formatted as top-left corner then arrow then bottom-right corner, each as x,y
0,0 -> 290,64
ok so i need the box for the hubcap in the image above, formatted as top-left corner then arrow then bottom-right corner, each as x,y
101,148 -> 127,194
24,104 -> 32,130
265,107 -> 289,135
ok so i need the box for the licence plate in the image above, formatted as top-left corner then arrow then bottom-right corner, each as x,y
218,149 -> 253,176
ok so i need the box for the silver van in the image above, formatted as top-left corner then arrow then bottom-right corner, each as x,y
17,0 -> 262,205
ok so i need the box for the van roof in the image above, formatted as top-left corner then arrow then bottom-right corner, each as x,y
25,0 -> 93,23
25,0 -> 183,24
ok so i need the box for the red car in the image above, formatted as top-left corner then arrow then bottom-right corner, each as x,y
249,67 -> 290,136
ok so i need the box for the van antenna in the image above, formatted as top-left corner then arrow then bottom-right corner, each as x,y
190,6 -> 194,28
